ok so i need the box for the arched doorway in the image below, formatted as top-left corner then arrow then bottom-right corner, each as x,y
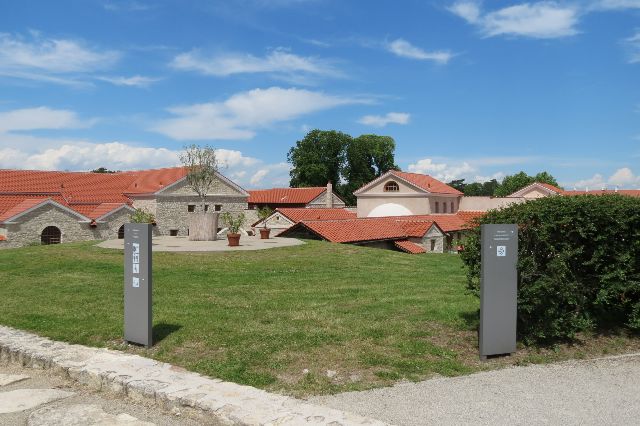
41,226 -> 61,245
118,224 -> 125,239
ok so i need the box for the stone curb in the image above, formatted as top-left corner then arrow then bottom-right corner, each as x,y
0,326 -> 389,425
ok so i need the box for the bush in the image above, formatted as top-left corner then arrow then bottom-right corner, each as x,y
460,194 -> 640,343
130,208 -> 155,224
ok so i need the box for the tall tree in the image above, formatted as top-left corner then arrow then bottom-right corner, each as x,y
494,171 -> 559,197
179,144 -> 219,210
287,129 -> 351,189
343,134 -> 398,204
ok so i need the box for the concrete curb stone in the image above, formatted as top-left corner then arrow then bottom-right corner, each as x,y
0,326 -> 389,426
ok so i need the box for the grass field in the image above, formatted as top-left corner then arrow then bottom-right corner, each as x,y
1,240 -> 639,396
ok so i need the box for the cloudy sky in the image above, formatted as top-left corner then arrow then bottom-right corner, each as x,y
1,0 -> 639,189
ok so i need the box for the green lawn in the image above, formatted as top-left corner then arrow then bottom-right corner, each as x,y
1,240 -> 638,396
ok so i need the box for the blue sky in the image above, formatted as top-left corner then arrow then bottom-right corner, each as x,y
0,0 -> 639,189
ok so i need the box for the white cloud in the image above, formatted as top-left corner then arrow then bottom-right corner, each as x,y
570,167 -> 640,189
96,75 -> 160,87
0,107 -> 94,132
449,2 -> 580,39
171,48 -> 342,83
358,112 -> 410,127
385,39 -> 453,64
623,30 -> 640,63
152,86 -> 372,141
447,1 -> 481,23
0,32 -> 119,85
408,158 -> 475,182
248,162 -> 291,187
588,0 -> 640,10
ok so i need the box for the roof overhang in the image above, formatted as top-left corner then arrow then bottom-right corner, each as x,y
154,172 -> 250,197
2,198 -> 91,224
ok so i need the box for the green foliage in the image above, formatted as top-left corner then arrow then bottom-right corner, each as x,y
343,134 -> 399,204
256,207 -> 273,228
287,129 -> 349,190
449,179 -> 500,196
494,171 -> 560,197
130,208 -> 155,224
460,195 -> 640,343
287,130 -> 398,204
222,211 -> 246,234
91,167 -> 118,173
179,144 -> 219,207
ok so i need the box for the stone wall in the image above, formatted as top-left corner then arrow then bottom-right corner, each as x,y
0,204 -> 99,249
155,196 -> 248,236
307,192 -> 347,208
131,197 -> 157,216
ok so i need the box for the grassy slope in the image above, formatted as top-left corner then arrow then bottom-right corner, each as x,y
1,240 -> 638,396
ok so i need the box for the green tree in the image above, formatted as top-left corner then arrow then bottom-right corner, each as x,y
458,179 -> 500,196
494,171 -> 559,197
343,134 -> 398,204
91,167 -> 117,173
447,179 -> 466,193
287,130 -> 350,190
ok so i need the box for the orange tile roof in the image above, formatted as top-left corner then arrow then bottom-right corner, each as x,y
0,167 -> 189,222
0,198 -> 55,222
248,187 -> 326,204
276,208 -> 356,223
0,235 -> 6,241
295,218 -> 408,243
385,211 -> 484,232
394,240 -> 426,254
536,182 -> 565,194
396,220 -> 437,237
391,171 -> 463,195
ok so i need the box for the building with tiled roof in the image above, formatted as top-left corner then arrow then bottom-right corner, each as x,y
252,207 -> 356,232
354,170 -> 464,218
247,182 -> 346,210
0,167 -> 249,248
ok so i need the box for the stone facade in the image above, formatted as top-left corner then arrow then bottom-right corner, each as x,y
412,225 -> 445,253
307,191 -> 347,208
0,204 -> 133,249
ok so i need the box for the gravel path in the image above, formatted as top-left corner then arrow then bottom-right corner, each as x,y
311,353 -> 640,426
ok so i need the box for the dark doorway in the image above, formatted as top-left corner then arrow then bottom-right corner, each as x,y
41,226 -> 61,245
118,224 -> 125,239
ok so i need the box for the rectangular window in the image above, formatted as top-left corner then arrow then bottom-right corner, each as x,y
443,203 -> 448,213
204,204 -> 209,212
430,239 -> 436,251
215,204 -> 222,211
451,201 -> 455,212
169,229 -> 178,236
435,202 -> 439,213
187,204 -> 195,212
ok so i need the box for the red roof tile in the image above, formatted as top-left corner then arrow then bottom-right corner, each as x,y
536,182 -> 565,194
385,211 -> 484,232
394,240 -> 426,254
276,208 -> 356,223
391,171 -> 463,195
248,187 -> 326,204
0,167 -> 189,222
0,235 -> 6,241
396,220 -> 437,237
0,198 -> 55,222
294,218 -> 407,243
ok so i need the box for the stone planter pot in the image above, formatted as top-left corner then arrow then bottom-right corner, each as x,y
227,233 -> 241,247
259,228 -> 271,239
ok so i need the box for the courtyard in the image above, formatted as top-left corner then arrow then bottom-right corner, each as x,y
97,234 -> 304,252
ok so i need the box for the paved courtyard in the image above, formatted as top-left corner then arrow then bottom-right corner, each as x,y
311,353 -> 640,425
97,235 -> 304,252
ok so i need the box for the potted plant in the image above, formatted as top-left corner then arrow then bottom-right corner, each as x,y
256,207 -> 273,239
221,212 -> 246,247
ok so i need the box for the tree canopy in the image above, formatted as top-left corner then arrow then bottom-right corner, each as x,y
287,130 -> 398,204
448,172 -> 559,197
179,144 -> 219,208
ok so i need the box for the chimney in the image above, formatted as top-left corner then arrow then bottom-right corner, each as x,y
326,181 -> 333,208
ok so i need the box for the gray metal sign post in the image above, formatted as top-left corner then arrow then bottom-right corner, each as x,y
124,223 -> 152,347
480,224 -> 517,360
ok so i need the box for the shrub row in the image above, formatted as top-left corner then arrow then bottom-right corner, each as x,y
460,194 -> 640,343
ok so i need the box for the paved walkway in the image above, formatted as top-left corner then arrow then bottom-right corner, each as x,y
0,363 -> 209,426
311,353 -> 640,426
97,235 -> 304,252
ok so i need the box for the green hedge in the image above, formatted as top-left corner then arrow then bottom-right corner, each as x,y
460,194 -> 640,343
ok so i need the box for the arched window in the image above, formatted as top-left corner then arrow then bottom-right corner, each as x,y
41,226 -> 61,245
117,225 -> 125,239
384,181 -> 399,192
435,202 -> 440,213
